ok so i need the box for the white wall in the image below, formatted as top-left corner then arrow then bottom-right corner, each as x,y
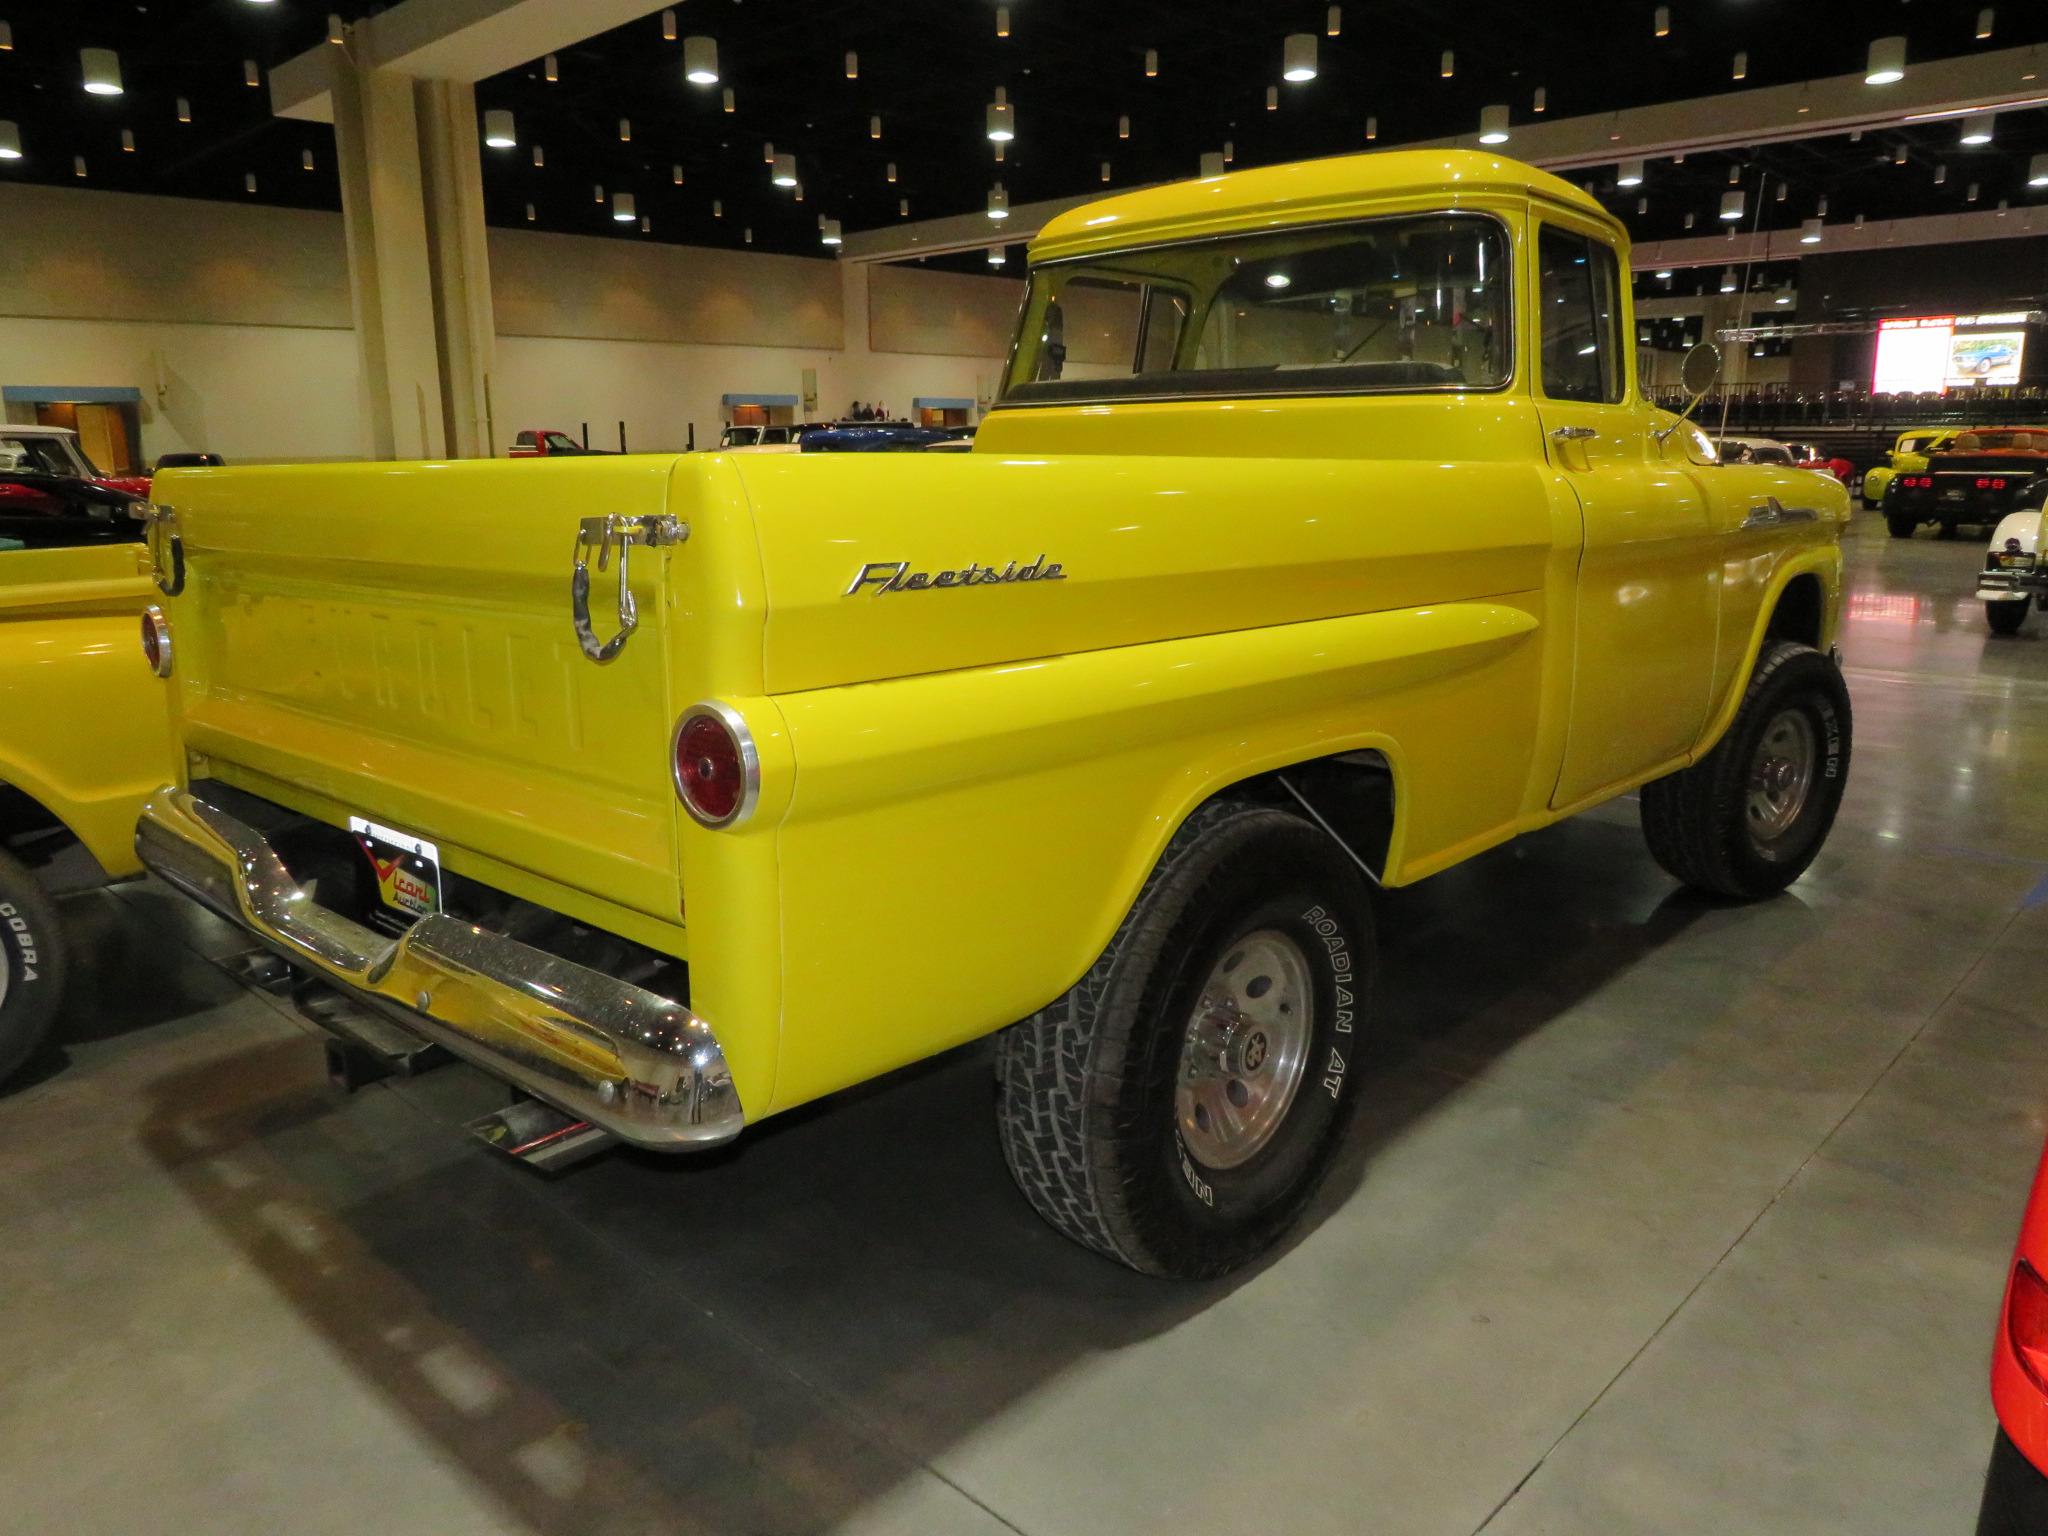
0,181 -> 1022,462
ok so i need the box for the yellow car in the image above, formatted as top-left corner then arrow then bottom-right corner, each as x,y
1863,427 -> 1959,512
0,480 -> 176,1080
133,150 -> 1850,1277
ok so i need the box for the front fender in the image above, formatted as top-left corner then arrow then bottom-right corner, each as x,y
1989,508 -> 2045,557
0,613 -> 176,876
1694,546 -> 1844,763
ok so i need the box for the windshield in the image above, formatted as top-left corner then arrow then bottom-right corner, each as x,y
541,432 -> 579,452
1004,213 -> 1511,407
1952,430 -> 2048,453
0,433 -> 94,477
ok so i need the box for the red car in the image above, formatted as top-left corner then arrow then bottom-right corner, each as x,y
0,425 -> 150,515
1982,1141 -> 2048,1530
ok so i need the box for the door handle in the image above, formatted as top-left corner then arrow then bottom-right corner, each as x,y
1551,426 -> 1598,441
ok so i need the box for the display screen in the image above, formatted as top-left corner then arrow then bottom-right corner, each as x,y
1873,313 -> 2030,392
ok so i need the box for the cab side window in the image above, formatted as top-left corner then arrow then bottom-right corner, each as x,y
1538,226 -> 1624,405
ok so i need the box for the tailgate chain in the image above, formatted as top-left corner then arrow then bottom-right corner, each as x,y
571,514 -> 687,663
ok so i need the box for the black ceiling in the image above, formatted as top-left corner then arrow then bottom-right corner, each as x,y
1,0 -> 2045,267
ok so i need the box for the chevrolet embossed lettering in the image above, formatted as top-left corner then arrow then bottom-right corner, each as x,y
844,556 -> 1066,596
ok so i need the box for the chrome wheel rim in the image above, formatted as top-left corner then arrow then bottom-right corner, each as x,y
1175,929 -> 1314,1172
1747,708 -> 1816,843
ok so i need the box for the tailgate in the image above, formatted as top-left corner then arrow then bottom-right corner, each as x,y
162,457 -> 686,925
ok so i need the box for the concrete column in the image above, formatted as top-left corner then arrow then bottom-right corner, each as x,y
329,45 -> 445,460
327,45 -> 495,460
415,79 -> 497,459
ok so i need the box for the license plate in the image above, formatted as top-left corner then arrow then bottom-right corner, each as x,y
1942,489 -> 1967,501
349,816 -> 441,923
2000,554 -> 2037,570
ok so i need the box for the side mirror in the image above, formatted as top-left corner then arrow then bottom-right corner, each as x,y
1655,343 -> 1724,449
1679,341 -> 1723,399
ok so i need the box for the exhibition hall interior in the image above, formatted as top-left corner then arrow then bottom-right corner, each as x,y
11,1 -> 2048,1533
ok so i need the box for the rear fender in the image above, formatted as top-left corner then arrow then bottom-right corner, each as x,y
1989,509 -> 2045,557
757,597 -> 1544,1114
0,613 -> 176,877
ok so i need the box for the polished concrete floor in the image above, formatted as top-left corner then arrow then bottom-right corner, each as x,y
5,513 -> 2047,1536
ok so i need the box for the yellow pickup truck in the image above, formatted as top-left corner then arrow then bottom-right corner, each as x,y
134,150 -> 1851,1277
0,481 -> 176,1080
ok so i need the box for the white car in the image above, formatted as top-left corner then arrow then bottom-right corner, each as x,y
1978,509 -> 2047,636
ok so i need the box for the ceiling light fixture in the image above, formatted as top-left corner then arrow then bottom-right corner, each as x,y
723,88 -> 735,112
1200,151 -> 1225,176
1101,161 -> 1111,181
886,161 -> 897,181
1655,268 -> 1672,278
996,7 -> 1010,38
2025,152 -> 2048,186
683,36 -> 719,85
1635,197 -> 1647,214
1533,87 -> 1547,112
987,89 -> 1015,140
1617,158 -> 1644,186
612,192 -> 636,222
482,109 -> 516,147
1720,190 -> 1745,220
1144,48 -> 1158,77
662,9 -> 677,41
532,145 -> 544,166
619,118 -> 632,142
1719,267 -> 1738,292
672,164 -> 684,184
0,22 -> 11,48
1865,36 -> 1906,85
1800,217 -> 1823,242
80,47 -> 123,96
1440,50 -> 1454,78
822,218 -> 842,245
1266,86 -> 1279,111
1283,34 -> 1318,82
1366,116 -> 1377,139
1265,273 -> 1291,288
1731,51 -> 1746,80
1118,114 -> 1131,138
177,98 -> 191,123
1960,110 -> 1995,144
0,122 -> 19,159
543,54 -> 558,82
987,182 -> 1009,218
1977,8 -> 1995,39
122,129 -> 136,152
1478,104 -> 1509,144
870,115 -> 882,139
988,245 -> 1006,266
845,51 -> 858,79
1327,6 -> 1341,36
1653,5 -> 1669,36
772,153 -> 797,187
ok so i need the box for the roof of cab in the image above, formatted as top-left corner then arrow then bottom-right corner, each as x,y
1032,148 -> 1616,263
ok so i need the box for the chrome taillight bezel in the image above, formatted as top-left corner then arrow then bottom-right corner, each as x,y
671,700 -> 760,829
141,604 -> 173,678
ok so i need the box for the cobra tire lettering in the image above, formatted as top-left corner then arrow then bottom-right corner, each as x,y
3,906 -> 35,980
1177,1137 -> 1214,1207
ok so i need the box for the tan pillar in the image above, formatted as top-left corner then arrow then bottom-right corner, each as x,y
415,79 -> 497,459
327,44 -> 495,460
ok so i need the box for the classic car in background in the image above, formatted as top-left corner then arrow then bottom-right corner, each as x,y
0,478 -> 175,1081
1977,501 -> 2048,636
1862,427 -> 1960,510
1715,437 -> 1849,481
1883,427 -> 2048,540
507,428 -> 612,457
0,426 -> 152,518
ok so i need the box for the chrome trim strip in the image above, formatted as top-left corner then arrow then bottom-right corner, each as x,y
135,787 -> 743,1149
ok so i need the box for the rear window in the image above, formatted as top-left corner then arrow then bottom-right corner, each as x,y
1003,213 -> 1511,407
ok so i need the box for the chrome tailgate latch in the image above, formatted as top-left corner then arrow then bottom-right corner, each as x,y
129,501 -> 186,596
571,513 -> 688,663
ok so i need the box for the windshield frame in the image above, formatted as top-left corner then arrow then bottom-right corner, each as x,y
1000,208 -> 1517,410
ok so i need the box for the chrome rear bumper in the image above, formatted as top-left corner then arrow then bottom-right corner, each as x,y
135,786 -> 742,1150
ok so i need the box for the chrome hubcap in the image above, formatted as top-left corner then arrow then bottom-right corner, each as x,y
1747,708 -> 1816,843
1175,929 -> 1313,1171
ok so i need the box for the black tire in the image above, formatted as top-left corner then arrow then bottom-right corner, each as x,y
996,801 -> 1373,1278
0,847 -> 68,1084
1988,599 -> 2031,636
1977,1429 -> 2048,1536
1886,513 -> 1919,539
1640,641 -> 1852,900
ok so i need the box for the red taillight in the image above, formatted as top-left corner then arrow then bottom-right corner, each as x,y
140,605 -> 172,678
2009,1259 -> 2048,1396
1994,479 -> 2009,490
672,705 -> 757,827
